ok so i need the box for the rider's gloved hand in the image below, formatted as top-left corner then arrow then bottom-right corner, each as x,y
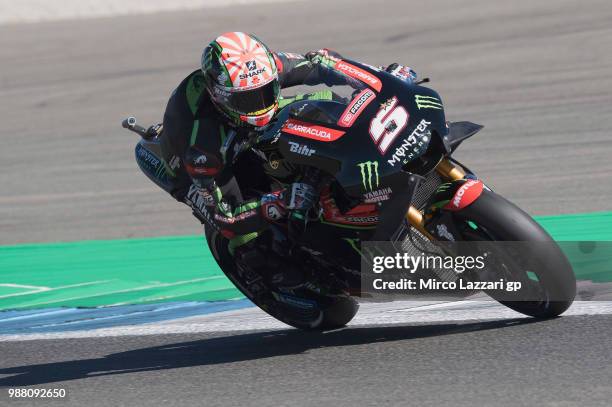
385,63 -> 417,84
305,48 -> 343,66
286,183 -> 317,242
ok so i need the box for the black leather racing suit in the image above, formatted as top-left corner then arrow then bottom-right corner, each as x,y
159,50 -> 349,252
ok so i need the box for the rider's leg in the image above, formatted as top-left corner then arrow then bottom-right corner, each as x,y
230,228 -> 305,288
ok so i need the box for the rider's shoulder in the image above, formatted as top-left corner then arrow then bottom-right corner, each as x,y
175,70 -> 205,96
168,70 -> 208,116
171,69 -> 202,91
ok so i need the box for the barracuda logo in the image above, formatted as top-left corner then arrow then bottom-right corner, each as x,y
357,161 -> 379,191
415,95 -> 443,110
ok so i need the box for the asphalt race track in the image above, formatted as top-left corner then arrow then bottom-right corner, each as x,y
1,310 -> 612,406
1,0 -> 612,405
1,0 -> 612,244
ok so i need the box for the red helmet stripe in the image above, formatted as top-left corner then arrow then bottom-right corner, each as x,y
214,31 -> 275,89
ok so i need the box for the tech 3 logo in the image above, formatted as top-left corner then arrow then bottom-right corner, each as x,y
357,160 -> 379,192
415,94 -> 442,110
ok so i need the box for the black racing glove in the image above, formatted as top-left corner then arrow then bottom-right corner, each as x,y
304,48 -> 343,66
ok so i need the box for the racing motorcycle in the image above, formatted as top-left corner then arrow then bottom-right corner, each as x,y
123,59 -> 576,330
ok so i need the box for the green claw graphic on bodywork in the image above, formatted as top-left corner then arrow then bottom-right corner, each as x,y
415,95 -> 443,110
357,161 -> 379,191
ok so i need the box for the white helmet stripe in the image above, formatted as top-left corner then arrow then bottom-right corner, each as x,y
253,55 -> 270,65
227,64 -> 240,75
221,48 -> 241,56
235,31 -> 249,49
217,36 -> 243,52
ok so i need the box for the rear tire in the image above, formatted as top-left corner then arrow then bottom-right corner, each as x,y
205,228 -> 359,330
454,190 -> 576,318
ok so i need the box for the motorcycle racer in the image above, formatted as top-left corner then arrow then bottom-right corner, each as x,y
156,32 -> 416,276
124,31 -> 576,326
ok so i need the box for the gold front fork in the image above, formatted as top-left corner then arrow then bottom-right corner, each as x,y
405,158 -> 466,239
435,158 -> 466,182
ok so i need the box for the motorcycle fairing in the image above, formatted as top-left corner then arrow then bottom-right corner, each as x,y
135,141 -> 176,194
319,187 -> 378,229
257,61 -> 449,202
252,61 -> 459,240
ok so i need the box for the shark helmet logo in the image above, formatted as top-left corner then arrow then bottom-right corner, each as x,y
246,60 -> 257,71
357,161 -> 379,192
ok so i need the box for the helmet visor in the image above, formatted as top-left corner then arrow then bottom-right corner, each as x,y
213,79 -> 280,116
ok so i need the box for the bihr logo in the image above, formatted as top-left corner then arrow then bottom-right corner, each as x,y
288,141 -> 316,157
357,161 -> 379,192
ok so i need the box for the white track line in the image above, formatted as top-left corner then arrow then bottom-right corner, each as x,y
0,284 -> 50,290
1,301 -> 611,341
0,283 -> 51,299
105,286 -> 236,307
0,280 -> 112,300
0,284 -> 50,299
18,277 -> 225,308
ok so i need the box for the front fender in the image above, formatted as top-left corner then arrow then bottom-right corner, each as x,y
427,178 -> 485,213
422,178 -> 485,242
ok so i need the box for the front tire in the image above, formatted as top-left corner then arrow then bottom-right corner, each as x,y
453,190 -> 576,318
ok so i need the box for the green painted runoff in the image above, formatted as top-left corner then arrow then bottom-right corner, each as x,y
1,212 -> 611,311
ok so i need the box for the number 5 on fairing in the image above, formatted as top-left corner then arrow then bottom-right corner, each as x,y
368,96 -> 409,154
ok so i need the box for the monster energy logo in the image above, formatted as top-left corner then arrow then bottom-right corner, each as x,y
357,161 -> 379,191
415,95 -> 443,110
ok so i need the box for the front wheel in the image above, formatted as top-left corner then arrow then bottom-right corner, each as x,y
452,190 -> 576,318
205,228 -> 359,330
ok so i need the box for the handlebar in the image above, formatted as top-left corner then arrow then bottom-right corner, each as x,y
122,116 -> 154,139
